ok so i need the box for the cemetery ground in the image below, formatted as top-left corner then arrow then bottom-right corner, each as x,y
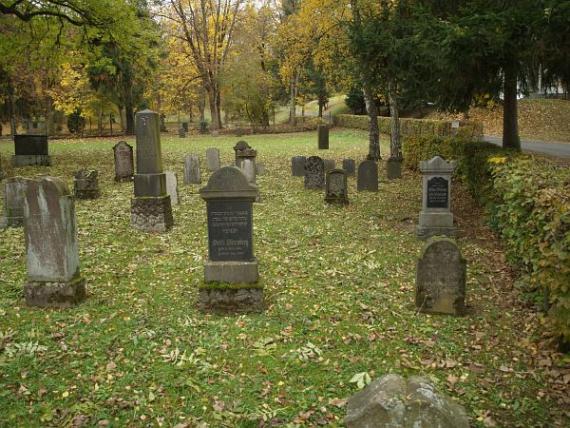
0,130 -> 568,427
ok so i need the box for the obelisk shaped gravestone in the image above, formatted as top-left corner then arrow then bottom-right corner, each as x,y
131,110 -> 173,232
23,177 -> 86,307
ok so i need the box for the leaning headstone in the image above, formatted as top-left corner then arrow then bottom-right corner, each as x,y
113,141 -> 134,182
23,177 -> 86,307
199,166 -> 262,312
74,170 -> 100,199
291,156 -> 306,177
416,156 -> 457,239
1,177 -> 27,228
165,171 -> 179,205
345,374 -> 469,428
416,237 -> 466,315
304,156 -> 325,189
323,159 -> 336,172
325,169 -> 348,205
12,134 -> 51,166
255,162 -> 265,175
317,124 -> 329,150
184,154 -> 201,184
357,160 -> 378,192
342,159 -> 356,176
131,110 -> 173,233
206,148 -> 220,172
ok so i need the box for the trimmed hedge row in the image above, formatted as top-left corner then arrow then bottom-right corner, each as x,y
334,114 -> 484,140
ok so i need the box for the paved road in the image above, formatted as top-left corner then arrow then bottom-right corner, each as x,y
483,135 -> 570,158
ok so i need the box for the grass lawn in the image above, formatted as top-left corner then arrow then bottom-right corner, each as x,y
0,130 -> 568,427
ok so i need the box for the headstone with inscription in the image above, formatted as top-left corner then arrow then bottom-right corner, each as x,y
416,156 -> 456,239
342,159 -> 356,176
304,156 -> 325,189
131,109 -> 173,233
199,166 -> 262,312
318,124 -> 329,150
292,156 -> 306,176
416,237 -> 466,315
206,148 -> 221,172
357,160 -> 378,192
184,154 -> 201,184
12,134 -> 51,166
325,169 -> 349,205
23,176 -> 86,307
1,177 -> 27,228
113,141 -> 134,182
324,159 -> 336,172
74,169 -> 100,199
165,171 -> 179,205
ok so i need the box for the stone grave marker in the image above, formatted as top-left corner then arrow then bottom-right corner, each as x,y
255,162 -> 265,175
304,156 -> 325,189
1,177 -> 27,228
74,169 -> 100,199
323,159 -> 336,172
23,176 -> 86,307
182,122 -> 189,132
416,156 -> 456,239
12,134 -> 51,166
165,171 -> 179,205
131,109 -> 173,233
416,237 -> 466,315
325,169 -> 349,205
318,124 -> 329,149
179,127 -> 187,138
234,141 -> 257,184
291,156 -> 306,176
113,141 -> 134,182
206,148 -> 221,172
357,160 -> 378,192
342,159 -> 356,176
184,154 -> 201,184
386,156 -> 402,180
199,166 -> 262,312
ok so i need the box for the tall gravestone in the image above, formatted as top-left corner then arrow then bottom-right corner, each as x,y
184,154 -> 201,184
113,141 -> 134,182
357,160 -> 378,192
206,148 -> 221,172
131,110 -> 173,233
165,171 -> 179,205
234,141 -> 257,184
199,167 -> 262,312
416,237 -> 466,315
304,156 -> 325,189
318,124 -> 329,149
291,156 -> 306,177
74,169 -> 100,199
416,156 -> 456,239
1,177 -> 27,228
325,169 -> 349,205
342,159 -> 356,176
12,134 -> 51,166
23,177 -> 85,307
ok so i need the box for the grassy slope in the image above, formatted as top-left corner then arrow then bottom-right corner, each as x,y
0,131 -> 567,427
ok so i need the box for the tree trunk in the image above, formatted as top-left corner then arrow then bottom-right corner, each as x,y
503,67 -> 521,150
198,91 -> 206,122
206,83 -> 223,130
318,100 -> 323,118
289,72 -> 297,125
125,100 -> 135,135
388,81 -> 402,159
363,83 -> 381,160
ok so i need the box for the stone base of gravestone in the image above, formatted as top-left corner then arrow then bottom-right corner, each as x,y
198,285 -> 264,313
24,277 -> 86,308
386,157 -> 402,180
204,260 -> 259,283
131,196 -> 174,232
416,211 -> 456,240
12,155 -> 51,167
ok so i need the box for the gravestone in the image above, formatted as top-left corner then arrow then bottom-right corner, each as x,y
131,109 -> 173,233
416,156 -> 457,239
179,127 -> 187,138
342,159 -> 356,176
325,169 -> 349,205
113,141 -> 134,182
1,177 -> 27,228
255,162 -> 265,175
182,122 -> 189,132
206,148 -> 221,171
357,160 -> 378,192
291,156 -> 306,177
386,156 -> 402,180
234,141 -> 257,184
74,169 -> 100,199
323,159 -> 336,172
12,134 -> 51,166
23,177 -> 86,307
199,166 -> 262,312
416,237 -> 466,315
165,171 -> 179,205
318,124 -> 329,149
304,156 -> 325,189
184,154 -> 201,184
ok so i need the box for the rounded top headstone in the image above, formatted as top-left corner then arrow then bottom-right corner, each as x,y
419,156 -> 456,174
200,166 -> 258,200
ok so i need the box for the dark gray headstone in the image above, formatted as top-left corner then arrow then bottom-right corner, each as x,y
325,169 -> 348,205
386,157 -> 402,180
182,122 -> 189,132
74,169 -> 100,199
323,159 -> 336,172
357,160 -> 378,192
318,124 -> 329,149
304,156 -> 325,189
113,141 -> 134,182
184,154 -> 201,184
342,159 -> 356,176
12,134 -> 51,166
206,148 -> 220,172
291,156 -> 306,176
1,177 -> 28,228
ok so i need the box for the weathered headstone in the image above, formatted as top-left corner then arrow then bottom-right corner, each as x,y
255,162 -> 265,175
291,156 -> 306,177
416,156 -> 456,239
416,237 -> 466,315
318,124 -> 329,150
178,127 -> 187,138
23,177 -> 86,307
325,169 -> 349,205
342,159 -> 356,176
357,160 -> 378,192
304,156 -> 325,189
386,156 -> 402,180
113,141 -> 134,182
199,166 -> 262,312
184,154 -> 201,184
234,141 -> 257,183
1,177 -> 27,228
74,170 -> 100,199
206,148 -> 221,172
12,134 -> 51,166
165,171 -> 179,205
131,109 -> 173,233
323,159 -> 336,172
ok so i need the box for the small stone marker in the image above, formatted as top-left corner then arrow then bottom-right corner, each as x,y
131,109 -> 173,233
23,177 -> 86,307
184,154 -> 201,184
113,141 -> 134,182
416,237 -> 466,315
386,156 -> 402,180
1,177 -> 27,228
178,127 -> 187,138
165,171 -> 179,205
323,159 -> 336,172
206,148 -> 220,172
12,134 -> 51,166
291,156 -> 306,176
74,169 -> 100,199
304,156 -> 325,189
255,162 -> 265,175
199,166 -> 262,312
342,159 -> 356,176
325,169 -> 348,205
317,124 -> 329,149
416,156 -> 456,239
357,160 -> 378,192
